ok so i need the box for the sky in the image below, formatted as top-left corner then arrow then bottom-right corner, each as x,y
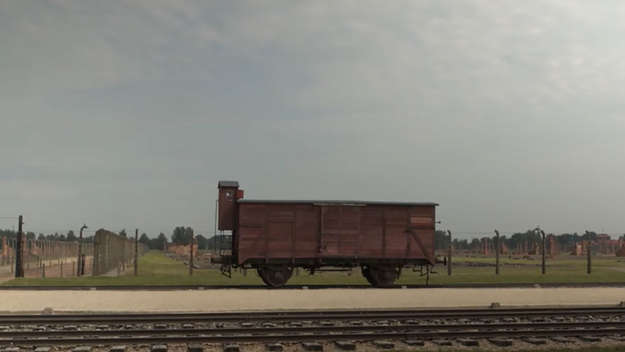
1,1 -> 625,239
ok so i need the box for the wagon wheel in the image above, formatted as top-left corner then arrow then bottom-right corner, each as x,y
361,265 -> 373,283
364,265 -> 400,287
257,265 -> 293,288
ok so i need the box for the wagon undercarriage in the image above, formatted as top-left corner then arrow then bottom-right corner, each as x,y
218,255 -> 433,287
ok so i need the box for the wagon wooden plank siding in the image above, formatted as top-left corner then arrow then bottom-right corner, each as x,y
216,181 -> 438,287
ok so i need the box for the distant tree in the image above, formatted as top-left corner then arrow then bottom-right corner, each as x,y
196,234 -> 208,250
119,229 -> 127,238
67,230 -> 77,241
434,230 -> 449,250
37,233 -> 45,241
139,233 -> 149,244
171,226 -> 193,244
206,234 -> 232,250
583,231 -> 598,241
26,232 -> 35,240
171,227 -> 184,244
470,238 -> 480,249
155,232 -> 168,250
557,233 -> 581,252
0,229 -> 16,240
185,227 -> 194,244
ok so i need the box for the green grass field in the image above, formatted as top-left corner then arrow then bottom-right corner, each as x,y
3,251 -> 625,286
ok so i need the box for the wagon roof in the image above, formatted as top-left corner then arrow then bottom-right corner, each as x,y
237,199 -> 438,206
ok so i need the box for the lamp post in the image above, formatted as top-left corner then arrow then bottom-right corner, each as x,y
77,224 -> 87,276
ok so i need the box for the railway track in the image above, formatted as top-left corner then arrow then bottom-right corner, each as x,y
2,307 -> 625,348
0,306 -> 623,324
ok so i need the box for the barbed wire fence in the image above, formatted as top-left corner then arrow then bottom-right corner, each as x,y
0,216 -> 151,280
440,227 -> 625,278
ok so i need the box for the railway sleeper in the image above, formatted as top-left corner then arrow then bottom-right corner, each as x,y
301,342 -> 323,351
73,347 -> 92,352
403,339 -> 424,346
432,339 -> 453,346
222,344 -> 239,352
457,338 -> 479,347
187,345 -> 203,352
487,338 -> 513,347
334,341 -> 356,351
550,336 -> 575,343
151,345 -> 167,352
577,335 -> 602,342
521,337 -> 547,345
372,340 -> 394,349
265,343 -> 283,351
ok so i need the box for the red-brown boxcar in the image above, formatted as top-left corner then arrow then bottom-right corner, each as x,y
217,181 -> 438,287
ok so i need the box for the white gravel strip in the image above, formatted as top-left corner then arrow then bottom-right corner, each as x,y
1,287 -> 625,313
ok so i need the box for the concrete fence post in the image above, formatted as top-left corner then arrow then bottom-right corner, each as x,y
15,215 -> 24,278
587,242 -> 592,274
494,230 -> 500,275
447,230 -> 452,276
540,229 -> 546,275
189,234 -> 195,276
134,229 -> 138,276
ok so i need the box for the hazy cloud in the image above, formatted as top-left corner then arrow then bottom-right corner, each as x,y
1,1 -> 624,237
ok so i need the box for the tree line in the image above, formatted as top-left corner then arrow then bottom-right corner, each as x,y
434,229 -> 624,252
135,226 -> 232,251
0,229 -> 93,242
0,227 -> 230,251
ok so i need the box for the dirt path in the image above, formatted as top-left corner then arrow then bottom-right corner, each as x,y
0,287 -> 624,313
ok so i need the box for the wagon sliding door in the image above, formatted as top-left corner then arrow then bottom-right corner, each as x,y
318,205 -> 361,256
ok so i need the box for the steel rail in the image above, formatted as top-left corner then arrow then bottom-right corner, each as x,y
2,327 -> 625,345
0,307 -> 623,324
4,320 -> 625,339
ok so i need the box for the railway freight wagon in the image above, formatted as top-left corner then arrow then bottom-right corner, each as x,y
216,181 -> 438,287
